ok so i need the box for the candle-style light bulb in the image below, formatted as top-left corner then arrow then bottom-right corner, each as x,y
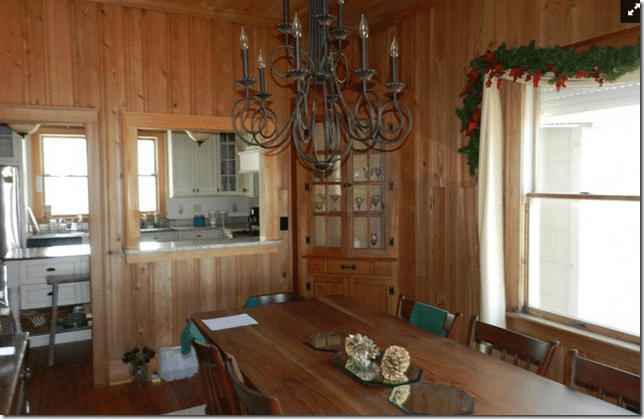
390,37 -> 399,58
258,49 -> 267,93
239,27 -> 249,50
359,15 -> 369,39
258,50 -> 265,69
292,13 -> 302,38
389,37 -> 399,84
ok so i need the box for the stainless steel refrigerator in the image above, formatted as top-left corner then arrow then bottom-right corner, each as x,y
0,165 -> 23,259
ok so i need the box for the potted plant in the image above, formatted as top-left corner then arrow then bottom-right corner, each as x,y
122,346 -> 156,387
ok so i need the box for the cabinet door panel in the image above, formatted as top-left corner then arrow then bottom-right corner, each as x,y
312,277 -> 348,298
169,132 -> 195,197
20,258 -> 79,285
193,139 -> 216,195
20,282 -> 90,309
353,282 -> 389,313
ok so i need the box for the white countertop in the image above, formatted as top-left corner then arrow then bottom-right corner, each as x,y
3,244 -> 91,261
125,237 -> 273,255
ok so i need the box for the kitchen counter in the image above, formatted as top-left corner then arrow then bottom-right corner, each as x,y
124,237 -> 280,263
3,244 -> 90,261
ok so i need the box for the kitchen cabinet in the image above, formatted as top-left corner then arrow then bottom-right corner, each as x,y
168,132 -> 217,197
299,147 -> 401,315
168,132 -> 241,197
5,254 -> 90,347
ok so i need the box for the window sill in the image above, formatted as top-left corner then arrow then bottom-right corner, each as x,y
506,312 -> 640,354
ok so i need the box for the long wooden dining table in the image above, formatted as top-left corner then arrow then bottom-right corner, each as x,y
190,294 -> 633,415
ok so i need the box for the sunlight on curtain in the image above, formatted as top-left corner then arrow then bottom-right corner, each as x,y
478,79 -> 506,328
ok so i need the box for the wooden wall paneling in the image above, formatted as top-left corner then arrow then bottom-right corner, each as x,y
151,260 -> 174,348
142,9 -> 170,113
24,0 -> 48,106
72,1 -> 102,108
44,0 -> 74,106
218,256 -> 239,310
169,13 -> 192,114
132,262 -> 153,347
239,253 -> 260,300
124,6 -> 145,112
190,16 -> 214,116
197,257 -> 218,312
172,259 -> 198,340
212,20 -> 234,116
0,0 -> 26,104
99,2 -> 131,373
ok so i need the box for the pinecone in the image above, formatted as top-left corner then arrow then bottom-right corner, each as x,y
391,384 -> 411,405
381,345 -> 411,383
344,334 -> 380,360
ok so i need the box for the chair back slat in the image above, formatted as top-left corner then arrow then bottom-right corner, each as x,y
192,340 -> 244,415
244,292 -> 304,307
565,348 -> 640,413
396,295 -> 463,339
225,354 -> 283,415
466,315 -> 559,377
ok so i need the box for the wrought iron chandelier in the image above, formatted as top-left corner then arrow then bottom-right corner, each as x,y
231,0 -> 412,172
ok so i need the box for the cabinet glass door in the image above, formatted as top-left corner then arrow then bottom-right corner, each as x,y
312,162 -> 342,249
351,151 -> 385,250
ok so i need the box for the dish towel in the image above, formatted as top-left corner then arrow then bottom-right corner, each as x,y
409,303 -> 448,337
180,322 -> 206,355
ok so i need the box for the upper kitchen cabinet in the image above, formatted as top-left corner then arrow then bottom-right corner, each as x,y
168,131 -> 240,197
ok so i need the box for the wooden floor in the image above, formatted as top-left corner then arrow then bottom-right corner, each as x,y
26,339 -> 207,415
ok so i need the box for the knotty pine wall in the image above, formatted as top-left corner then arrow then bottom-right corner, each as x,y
367,0 -> 639,380
0,0 -> 638,385
0,0 -> 295,384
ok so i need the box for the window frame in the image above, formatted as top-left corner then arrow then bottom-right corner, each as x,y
522,92 -> 640,344
30,127 -> 90,221
137,131 -> 167,217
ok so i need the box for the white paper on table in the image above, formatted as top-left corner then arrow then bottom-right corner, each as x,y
203,313 -> 258,331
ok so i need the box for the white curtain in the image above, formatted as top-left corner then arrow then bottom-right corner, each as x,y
477,79 -> 506,328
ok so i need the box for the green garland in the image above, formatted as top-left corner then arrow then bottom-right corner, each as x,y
456,40 -> 641,176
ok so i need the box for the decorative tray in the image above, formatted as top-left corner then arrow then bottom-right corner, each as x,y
304,331 -> 346,352
389,382 -> 475,415
331,350 -> 424,387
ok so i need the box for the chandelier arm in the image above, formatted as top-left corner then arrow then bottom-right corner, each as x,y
374,100 -> 413,147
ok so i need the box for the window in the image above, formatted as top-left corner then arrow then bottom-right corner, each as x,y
41,135 -> 89,216
525,80 -> 640,339
138,138 -> 158,213
137,131 -> 167,215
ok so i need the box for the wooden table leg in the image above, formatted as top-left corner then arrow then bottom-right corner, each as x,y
48,283 -> 59,367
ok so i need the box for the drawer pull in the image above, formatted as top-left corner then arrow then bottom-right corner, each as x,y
46,267 -> 56,272
340,264 -> 356,270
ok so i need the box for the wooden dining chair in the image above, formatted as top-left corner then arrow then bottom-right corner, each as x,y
192,340 -> 244,415
225,353 -> 283,415
396,294 -> 463,339
564,348 -> 640,413
466,315 -> 559,377
243,291 -> 304,308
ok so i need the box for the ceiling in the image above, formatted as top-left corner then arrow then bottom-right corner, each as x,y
113,0 -> 431,30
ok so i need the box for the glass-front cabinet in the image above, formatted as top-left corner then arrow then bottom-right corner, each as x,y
299,147 -> 400,314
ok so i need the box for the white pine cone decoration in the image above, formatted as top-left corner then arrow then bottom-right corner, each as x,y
344,334 -> 380,360
381,345 -> 411,383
